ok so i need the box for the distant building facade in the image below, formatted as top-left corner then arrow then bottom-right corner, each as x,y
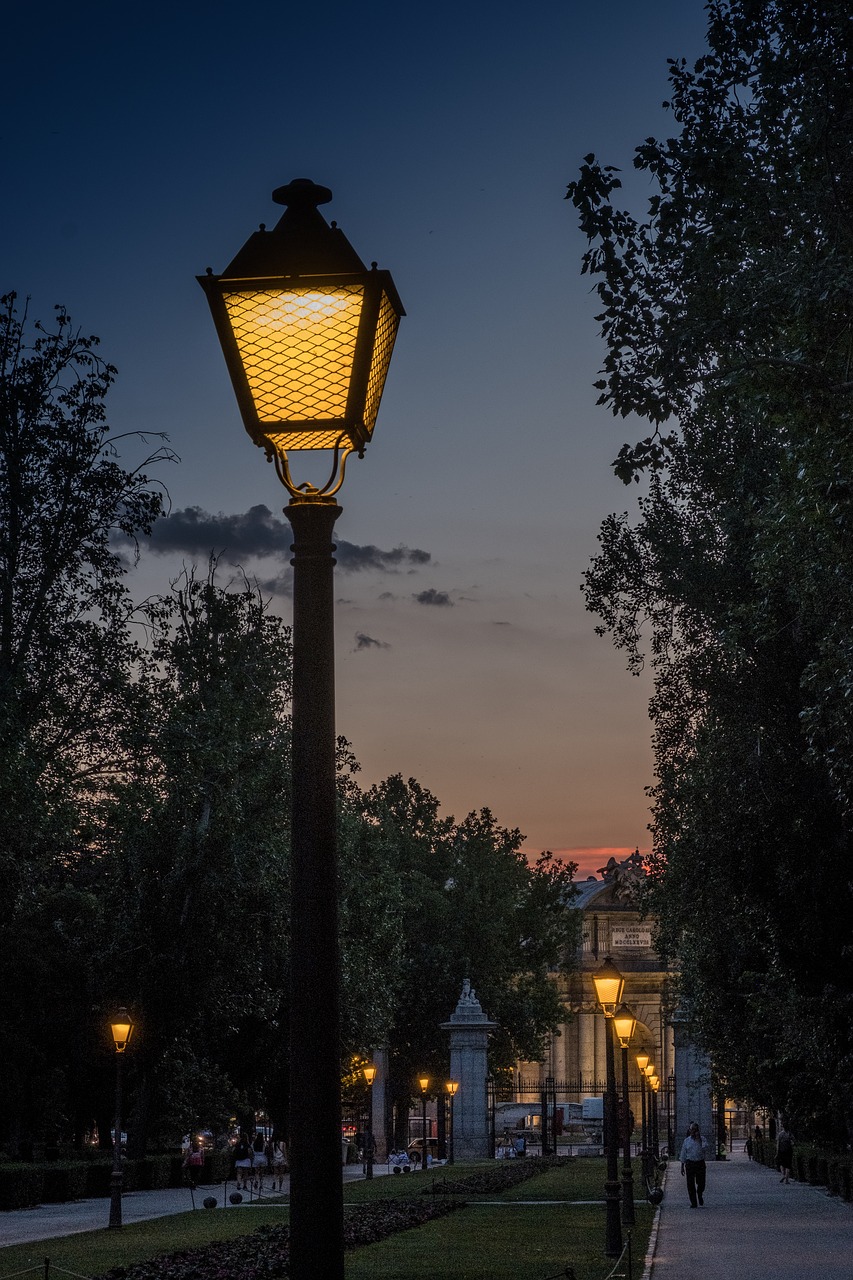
514,851 -> 714,1150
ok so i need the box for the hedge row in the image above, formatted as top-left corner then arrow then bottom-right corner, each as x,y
753,1140 -> 853,1201
0,1149 -> 236,1210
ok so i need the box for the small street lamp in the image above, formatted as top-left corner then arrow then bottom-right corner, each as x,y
592,957 -> 624,1258
200,178 -> 403,1280
418,1075 -> 430,1171
446,1081 -> 459,1165
108,1008 -> 134,1230
613,1003 -> 636,1227
362,1063 -> 377,1180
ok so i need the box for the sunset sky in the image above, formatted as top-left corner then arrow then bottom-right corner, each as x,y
2,1 -> 711,878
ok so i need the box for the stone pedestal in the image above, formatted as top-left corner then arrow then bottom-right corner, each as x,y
441,980 -> 497,1161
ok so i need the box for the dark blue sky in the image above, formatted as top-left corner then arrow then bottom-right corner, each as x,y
2,0 -> 710,869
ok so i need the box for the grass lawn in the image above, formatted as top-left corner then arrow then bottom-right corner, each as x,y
0,1158 -> 654,1280
0,1205 -> 288,1277
346,1159 -> 654,1280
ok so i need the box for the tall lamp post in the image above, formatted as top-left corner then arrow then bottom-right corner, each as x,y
200,179 -> 403,1280
362,1063 -> 377,1180
418,1075 -> 430,1170
446,1081 -> 459,1165
613,1004 -> 636,1227
108,1009 -> 134,1230
636,1052 -> 650,1161
650,1076 -> 660,1158
592,957 -> 624,1258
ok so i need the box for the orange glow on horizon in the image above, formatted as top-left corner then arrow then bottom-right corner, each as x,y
524,845 -> 650,881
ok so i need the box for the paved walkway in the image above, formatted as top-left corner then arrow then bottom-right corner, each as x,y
0,1163 -> 394,1249
649,1148 -> 852,1279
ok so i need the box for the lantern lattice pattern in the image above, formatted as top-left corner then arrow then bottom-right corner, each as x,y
223,285 -> 364,447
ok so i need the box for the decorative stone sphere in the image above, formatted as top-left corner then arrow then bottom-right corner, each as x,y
647,1188 -> 664,1205
203,1197 -> 217,1209
229,1191 -> 244,1204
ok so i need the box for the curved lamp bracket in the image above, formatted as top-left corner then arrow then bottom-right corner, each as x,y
267,436 -> 355,501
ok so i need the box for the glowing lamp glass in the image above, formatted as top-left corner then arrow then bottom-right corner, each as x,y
446,1081 -> 459,1096
613,1004 -> 636,1046
110,1009 -> 134,1054
592,957 -> 625,1015
418,1075 -> 430,1093
362,1064 -> 377,1086
636,1053 -> 650,1072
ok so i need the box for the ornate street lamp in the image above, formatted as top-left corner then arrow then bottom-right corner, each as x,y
199,179 -> 403,1280
446,1080 -> 459,1165
418,1075 -> 430,1170
362,1063 -> 377,1180
636,1052 -> 650,1169
650,1076 -> 660,1157
613,1004 -> 636,1226
592,957 -> 624,1257
108,1008 -> 134,1230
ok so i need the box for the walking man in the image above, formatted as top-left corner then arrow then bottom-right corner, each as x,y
679,1122 -> 709,1207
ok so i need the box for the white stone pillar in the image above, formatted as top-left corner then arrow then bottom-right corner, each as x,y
441,979 -> 497,1161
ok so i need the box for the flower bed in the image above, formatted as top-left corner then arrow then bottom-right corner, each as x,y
99,1197 -> 465,1279
424,1154 -> 573,1196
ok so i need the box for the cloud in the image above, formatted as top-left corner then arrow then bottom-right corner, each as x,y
146,506 -> 430,574
336,541 -> 430,572
148,504 -> 288,557
413,588 -> 454,607
353,632 -> 391,651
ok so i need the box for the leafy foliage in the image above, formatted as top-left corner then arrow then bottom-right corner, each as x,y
567,0 -> 853,1136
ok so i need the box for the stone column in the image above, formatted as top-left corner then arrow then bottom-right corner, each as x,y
371,1047 -> 389,1161
578,1008 -> 595,1084
670,1007 -> 714,1156
441,979 -> 497,1161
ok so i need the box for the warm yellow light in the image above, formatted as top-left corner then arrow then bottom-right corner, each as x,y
650,1076 -> 660,1092
592,957 -> 624,1015
446,1081 -> 459,1097
418,1075 -> 430,1093
110,1009 -> 133,1054
362,1064 -> 377,1086
636,1052 -> 650,1073
645,1064 -> 655,1079
613,1004 -> 636,1047
223,285 -> 364,439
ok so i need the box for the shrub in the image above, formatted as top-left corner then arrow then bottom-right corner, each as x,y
85,1163 -> 115,1198
0,1163 -> 45,1210
41,1162 -> 90,1203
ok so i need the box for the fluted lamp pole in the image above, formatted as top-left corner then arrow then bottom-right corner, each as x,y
108,1009 -> 134,1230
613,1004 -> 636,1226
362,1064 -> 377,1180
446,1081 -> 459,1165
418,1075 -> 430,1170
650,1076 -> 660,1158
592,957 -> 624,1258
636,1052 -> 650,1161
199,179 -> 404,1280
